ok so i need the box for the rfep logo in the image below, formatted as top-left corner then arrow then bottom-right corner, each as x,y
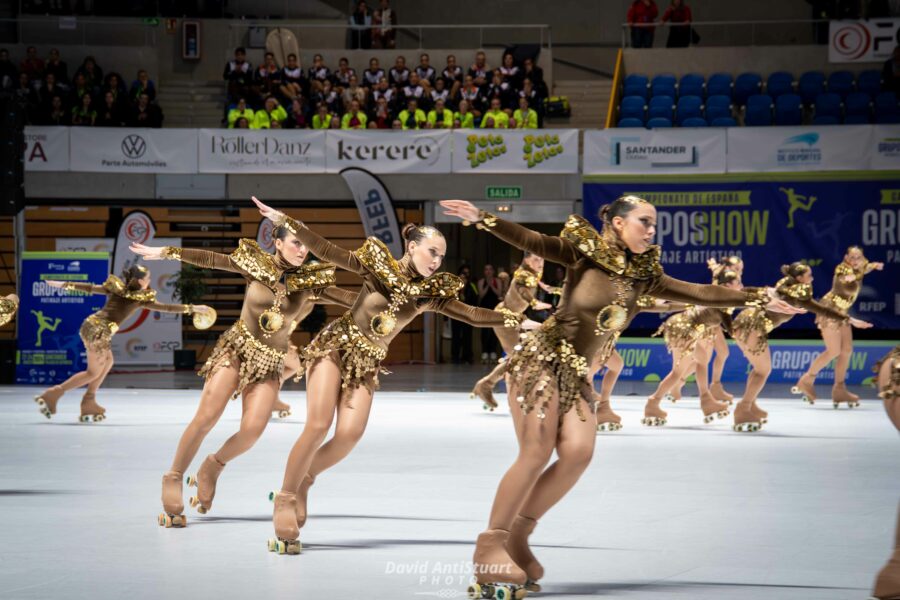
831,22 -> 871,61
126,338 -> 147,357
121,134 -> 147,159
123,214 -> 152,244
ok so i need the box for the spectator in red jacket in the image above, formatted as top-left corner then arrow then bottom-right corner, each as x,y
627,0 -> 659,48
662,0 -> 693,48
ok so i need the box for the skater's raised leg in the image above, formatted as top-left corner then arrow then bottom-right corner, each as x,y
594,350 -> 623,432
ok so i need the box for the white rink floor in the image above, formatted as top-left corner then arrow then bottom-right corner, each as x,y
0,386 -> 897,600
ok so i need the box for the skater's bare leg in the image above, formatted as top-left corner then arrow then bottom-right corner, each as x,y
598,350 -> 624,400
307,383 -> 374,478
711,329 -> 729,383
169,363 -> 240,473
650,349 -> 693,401
834,324 -> 854,385
694,340 -> 713,395
214,378 -> 279,464
85,350 -> 114,395
804,326 -> 842,380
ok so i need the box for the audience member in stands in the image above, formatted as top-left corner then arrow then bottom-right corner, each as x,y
430,77 -> 451,109
662,0 -> 694,47
313,79 -> 341,115
234,117 -> 251,129
522,57 -> 546,91
329,115 -> 342,128
458,74 -> 484,117
401,72 -> 427,108
102,72 -> 127,105
416,53 -> 436,88
69,72 -> 90,105
20,45 -> 45,82
71,92 -> 96,126
485,70 -> 513,111
130,69 -> 156,103
350,0 -> 373,50
285,97 -> 311,129
370,76 -> 396,112
341,74 -> 367,111
391,118 -> 403,129
0,49 -> 16,90
255,52 -> 283,100
333,56 -> 356,92
370,95 -> 393,128
884,45 -> 900,94
307,53 -> 331,94
130,92 -> 163,128
96,90 -> 127,126
513,96 -> 538,128
628,0 -> 659,48
42,95 -> 69,125
36,72 -> 63,113
499,52 -> 522,88
451,265 -> 477,364
389,55 -> 410,89
442,54 -> 464,99
253,96 -> 287,129
398,98 -> 426,129
363,57 -> 385,90
454,99 -> 475,128
481,97 -> 510,128
280,53 -> 307,101
427,98 -> 453,128
45,48 -> 68,88
341,98 -> 368,129
75,55 -> 103,95
14,72 -> 34,104
227,97 -> 254,128
372,0 -> 397,49
468,51 -> 490,89
224,47 -> 252,104
312,103 -> 334,129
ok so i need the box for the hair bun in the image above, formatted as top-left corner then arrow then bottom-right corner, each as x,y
401,223 -> 418,242
780,264 -> 791,276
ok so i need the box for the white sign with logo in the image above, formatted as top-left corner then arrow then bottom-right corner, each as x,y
198,129 -> 326,173
583,129 -> 727,175
69,127 -> 198,173
726,126 -> 873,172
24,126 -> 69,171
110,237 -> 184,366
829,19 -> 900,63
871,125 -> 900,170
325,129 -> 451,174
451,129 -> 579,174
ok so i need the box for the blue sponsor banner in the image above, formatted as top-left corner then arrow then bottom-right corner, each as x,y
583,177 -> 900,330
16,252 -> 110,385
598,337 -> 898,384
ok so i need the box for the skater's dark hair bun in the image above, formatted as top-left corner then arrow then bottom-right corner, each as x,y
598,195 -> 651,226
714,269 -> 739,286
401,223 -> 444,246
780,262 -> 810,280
272,225 -> 292,242
122,264 -> 149,290
724,255 -> 742,266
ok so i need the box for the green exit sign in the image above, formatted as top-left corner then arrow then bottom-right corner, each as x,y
486,186 -> 522,200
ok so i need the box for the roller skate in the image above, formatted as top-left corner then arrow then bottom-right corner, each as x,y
186,454 -> 225,514
732,401 -> 762,433
641,396 -> 667,426
507,516 -> 543,592
663,384 -> 683,404
272,398 -> 291,419
78,392 -> 106,423
267,491 -> 302,555
158,470 -> 187,528
34,385 -> 63,419
269,473 -> 315,528
699,391 -> 729,424
469,529 -> 528,600
594,394 -> 622,432
751,402 -> 768,425
710,381 -> 734,405
471,376 -> 499,412
832,380 -> 860,409
791,373 -> 817,405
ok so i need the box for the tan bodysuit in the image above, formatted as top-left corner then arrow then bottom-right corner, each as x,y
817,260 -> 877,328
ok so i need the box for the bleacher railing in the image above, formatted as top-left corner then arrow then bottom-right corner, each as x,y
620,19 -> 833,49
2,16 -> 162,47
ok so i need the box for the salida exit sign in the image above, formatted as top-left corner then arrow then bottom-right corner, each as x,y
485,186 -> 522,200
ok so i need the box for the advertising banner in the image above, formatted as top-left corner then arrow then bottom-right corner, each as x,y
69,127 -> 198,173
340,167 -> 403,257
451,129 -> 579,173
198,128 -> 326,173
582,178 -> 900,330
871,125 -> 900,171
325,129 -> 451,174
24,126 -> 69,171
829,18 -> 900,63
16,252 -> 109,384
726,126 -> 873,173
583,128 -> 727,175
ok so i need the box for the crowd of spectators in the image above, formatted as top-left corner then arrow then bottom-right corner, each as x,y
0,46 -> 163,127
223,47 -> 549,130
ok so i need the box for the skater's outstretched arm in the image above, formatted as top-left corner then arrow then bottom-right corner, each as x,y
144,300 -> 214,316
49,280 -> 107,295
646,275 -> 804,315
130,243 -> 243,274
252,196 -> 366,275
432,298 -> 539,330
440,200 -> 579,266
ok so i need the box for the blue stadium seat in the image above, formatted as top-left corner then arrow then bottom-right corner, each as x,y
844,92 -> 872,118
617,117 -> 645,128
745,94 -> 773,126
766,71 -> 794,99
711,116 -> 738,127
734,72 -> 763,106
619,95 -> 647,122
676,95 -> 704,125
652,74 -> 677,88
647,117 -> 673,128
876,113 -> 900,124
874,92 -> 900,122
704,95 -> 732,122
812,115 -> 839,125
827,70 -> 855,98
707,73 -> 733,98
857,70 -> 882,97
679,73 -> 705,98
651,79 -> 677,99
624,83 -> 649,99
681,116 -> 708,127
814,93 -> 843,119
843,114 -> 871,124
798,71 -> 826,105
648,95 -> 674,120
774,93 -> 803,125
624,74 -> 649,89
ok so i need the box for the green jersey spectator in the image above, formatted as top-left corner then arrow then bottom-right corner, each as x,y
427,99 -> 453,128
480,98 -> 509,128
398,99 -> 426,129
513,97 -> 538,129
227,98 -> 254,128
341,99 -> 369,129
312,104 -> 334,129
454,99 -> 475,128
253,97 -> 287,129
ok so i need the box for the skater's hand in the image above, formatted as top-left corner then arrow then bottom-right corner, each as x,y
5,293 -> 18,303
849,317 -> 873,329
520,319 -> 541,330
538,281 -> 554,293
439,199 -> 481,223
193,304 -> 213,314
129,242 -> 165,260
871,262 -> 884,271
251,196 -> 289,225
766,296 -> 806,315
45,280 -> 64,288
533,301 -> 552,311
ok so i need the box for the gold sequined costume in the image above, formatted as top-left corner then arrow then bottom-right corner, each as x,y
816,260 -> 877,329
0,296 -> 18,327
655,306 -> 731,359
874,345 -> 900,402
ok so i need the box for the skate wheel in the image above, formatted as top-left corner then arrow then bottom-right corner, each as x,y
717,410 -> 729,419
158,513 -> 166,526
79,415 -> 90,423
703,414 -> 714,424
267,538 -> 276,552
186,475 -> 197,487
494,585 -> 511,600
663,393 -> 675,403
189,496 -> 199,508
268,490 -> 277,502
467,583 -> 482,600
278,410 -> 290,418
833,402 -> 839,409
197,505 -> 208,514
790,386 -> 800,394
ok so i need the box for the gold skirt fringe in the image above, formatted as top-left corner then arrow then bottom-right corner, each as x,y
301,312 -> 388,399
732,308 -> 774,356
815,293 -> 851,330
79,314 -> 119,353
199,320 -> 285,400
654,312 -> 717,359
504,317 -> 592,423
874,345 -> 900,401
